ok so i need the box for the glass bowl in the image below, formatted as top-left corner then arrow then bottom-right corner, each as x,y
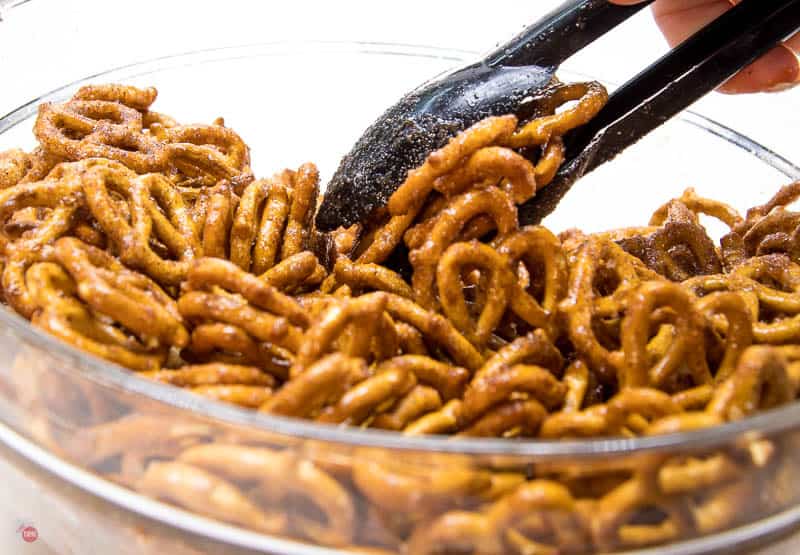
1,42 -> 800,555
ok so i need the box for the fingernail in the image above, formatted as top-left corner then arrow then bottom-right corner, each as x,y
765,45 -> 800,93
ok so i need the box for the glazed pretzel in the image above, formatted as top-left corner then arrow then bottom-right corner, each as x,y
0,170 -> 85,317
183,322 -> 293,379
184,257 -> 308,327
409,186 -> 518,309
405,480 -> 576,555
156,123 -> 253,190
560,235 -> 662,383
54,236 -> 188,348
650,188 -> 744,230
619,280 -> 710,389
34,99 -> 169,173
436,241 -> 515,348
261,353 -> 369,417
72,84 -> 158,112
619,200 -> 722,281
138,461 -> 287,534
503,81 -> 608,149
0,149 -> 31,189
387,115 -> 518,216
229,174 -> 291,273
80,159 -> 199,286
26,261 -> 169,370
178,444 -> 356,546
495,225 -> 568,338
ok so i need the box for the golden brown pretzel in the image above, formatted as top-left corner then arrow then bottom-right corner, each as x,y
436,241 -> 514,348
179,444 -> 356,546
619,280 -> 709,389
503,81 -> 609,148
185,257 -> 308,326
0,149 -> 31,189
281,162 -> 319,261
160,123 -> 252,189
230,174 -> 291,273
81,160 -> 199,285
34,99 -> 168,173
26,262 -> 167,370
72,84 -> 158,111
183,323 -> 292,379
0,172 -> 84,316
54,236 -> 188,348
260,353 -> 369,417
409,186 -> 518,309
138,461 -> 287,534
387,115 -> 518,216
560,236 -> 662,383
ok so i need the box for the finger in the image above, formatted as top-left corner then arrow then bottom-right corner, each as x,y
611,0 -> 800,93
719,35 -> 800,94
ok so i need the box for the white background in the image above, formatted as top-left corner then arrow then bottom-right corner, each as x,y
0,1 -> 798,553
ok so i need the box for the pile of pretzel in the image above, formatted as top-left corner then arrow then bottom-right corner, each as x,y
4,83 -> 800,554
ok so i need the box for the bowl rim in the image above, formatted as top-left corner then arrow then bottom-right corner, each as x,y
3,41 -> 800,457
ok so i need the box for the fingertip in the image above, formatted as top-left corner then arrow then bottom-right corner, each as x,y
718,44 -> 800,94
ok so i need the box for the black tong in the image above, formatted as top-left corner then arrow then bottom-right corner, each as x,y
316,0 -> 800,231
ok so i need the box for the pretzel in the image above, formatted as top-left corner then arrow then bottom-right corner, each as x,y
142,363 -> 275,387
329,257 -> 414,299
317,364 -> 417,425
706,345 -> 794,420
80,160 -> 199,285
189,384 -> 273,407
0,149 -> 31,189
619,200 -> 723,281
382,293 -> 484,371
196,180 -> 234,258
0,172 -> 85,316
66,414 -> 212,467
409,186 -> 518,309
504,81 -> 609,148
158,123 -> 252,189
185,257 -> 308,326
352,451 -> 492,518
432,146 -> 537,204
72,84 -> 158,111
281,162 -> 319,261
261,353 -> 369,417
55,237 -> 188,348
353,203 -> 423,265
371,385 -> 443,431
561,236 -> 661,383
387,115 -> 518,216
178,444 -> 356,546
183,323 -> 292,379
27,261 -> 168,370
619,280 -> 709,389
406,480 -> 575,555
230,174 -> 291,273
650,188 -> 743,230
695,292 -> 753,381
290,292 -> 388,375
178,290 -> 304,353
34,99 -> 169,173
495,226 -> 567,337
260,251 -> 327,293
138,461 -> 287,534
436,241 -> 514,347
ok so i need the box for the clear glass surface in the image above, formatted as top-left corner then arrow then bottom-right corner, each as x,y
0,42 -> 799,555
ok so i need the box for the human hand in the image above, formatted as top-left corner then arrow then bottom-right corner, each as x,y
610,0 -> 800,93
